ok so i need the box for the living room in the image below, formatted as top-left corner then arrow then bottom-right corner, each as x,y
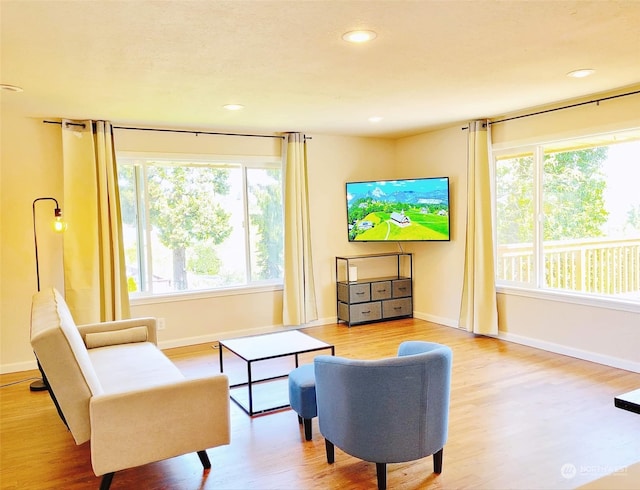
1,1 -> 639,489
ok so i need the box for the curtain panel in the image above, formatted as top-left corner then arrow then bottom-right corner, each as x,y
61,120 -> 130,323
282,133 -> 318,326
459,120 -> 499,335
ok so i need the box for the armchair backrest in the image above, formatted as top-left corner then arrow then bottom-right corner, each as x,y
314,341 -> 452,464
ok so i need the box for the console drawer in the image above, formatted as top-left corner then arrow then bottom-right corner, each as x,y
392,279 -> 412,298
338,301 -> 382,324
382,297 -> 412,318
337,282 -> 370,303
370,281 -> 392,300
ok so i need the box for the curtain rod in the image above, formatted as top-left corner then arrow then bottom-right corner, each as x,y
43,120 -> 285,139
490,88 -> 640,125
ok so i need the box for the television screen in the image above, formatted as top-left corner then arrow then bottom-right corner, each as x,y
346,177 -> 450,242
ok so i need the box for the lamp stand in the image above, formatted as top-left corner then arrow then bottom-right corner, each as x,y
31,197 -> 64,393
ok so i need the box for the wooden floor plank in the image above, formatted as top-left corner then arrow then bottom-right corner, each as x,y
1,319 -> 639,489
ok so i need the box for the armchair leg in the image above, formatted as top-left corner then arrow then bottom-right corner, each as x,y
197,450 -> 211,470
433,448 -> 444,473
325,439 -> 335,464
303,418 -> 312,441
376,462 -> 387,490
100,472 -> 115,490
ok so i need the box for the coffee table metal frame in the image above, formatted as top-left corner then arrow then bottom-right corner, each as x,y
218,330 -> 334,416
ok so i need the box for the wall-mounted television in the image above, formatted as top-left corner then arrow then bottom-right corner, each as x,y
346,177 -> 450,242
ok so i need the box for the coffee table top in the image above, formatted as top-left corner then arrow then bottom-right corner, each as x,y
219,330 -> 333,362
615,388 -> 640,415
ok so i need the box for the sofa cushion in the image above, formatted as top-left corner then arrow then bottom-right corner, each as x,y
88,342 -> 185,394
85,326 -> 148,349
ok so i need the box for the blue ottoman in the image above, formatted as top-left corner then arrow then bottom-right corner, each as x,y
288,364 -> 317,441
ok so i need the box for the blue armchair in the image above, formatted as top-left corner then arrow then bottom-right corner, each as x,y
314,341 -> 452,490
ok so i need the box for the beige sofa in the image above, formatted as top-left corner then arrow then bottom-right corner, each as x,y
30,288 -> 230,489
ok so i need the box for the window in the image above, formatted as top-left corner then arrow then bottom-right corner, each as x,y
117,155 -> 283,296
494,130 -> 640,303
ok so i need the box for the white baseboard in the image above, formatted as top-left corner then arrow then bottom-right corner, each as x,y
414,310 -> 640,373
157,315 -> 338,350
5,315 -> 636,375
158,324 -> 282,350
413,311 -> 461,329
498,331 -> 640,374
1,360 -> 38,374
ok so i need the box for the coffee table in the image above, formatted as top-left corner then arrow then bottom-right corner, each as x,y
218,330 -> 334,416
615,388 -> 640,415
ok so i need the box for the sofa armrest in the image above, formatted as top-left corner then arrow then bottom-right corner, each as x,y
78,317 -> 158,346
89,374 -> 230,476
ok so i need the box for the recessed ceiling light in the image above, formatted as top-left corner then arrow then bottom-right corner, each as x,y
223,104 -> 244,111
1,84 -> 24,92
368,116 -> 383,123
567,69 -> 595,79
342,30 -> 377,43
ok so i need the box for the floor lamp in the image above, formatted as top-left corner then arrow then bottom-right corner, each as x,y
31,197 -> 66,392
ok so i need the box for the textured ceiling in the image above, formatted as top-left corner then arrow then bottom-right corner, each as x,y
2,0 -> 640,138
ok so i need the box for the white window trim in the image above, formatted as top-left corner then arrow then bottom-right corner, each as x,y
117,151 -> 284,298
492,129 -> 640,310
497,285 -> 640,314
130,282 -> 283,306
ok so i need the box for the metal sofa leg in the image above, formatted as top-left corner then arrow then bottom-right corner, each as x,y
433,448 -> 443,473
100,472 -> 115,490
376,462 -> 387,490
197,450 -> 212,470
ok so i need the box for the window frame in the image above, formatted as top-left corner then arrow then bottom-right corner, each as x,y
117,151 -> 284,301
492,130 -> 640,314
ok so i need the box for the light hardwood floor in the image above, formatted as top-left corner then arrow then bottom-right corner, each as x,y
1,319 -> 639,489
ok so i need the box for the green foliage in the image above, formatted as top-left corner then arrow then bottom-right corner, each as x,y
497,147 -> 609,244
347,200 -> 449,241
146,165 -> 232,289
249,169 -> 283,280
187,243 -> 222,275
496,155 -> 535,244
626,204 -> 640,232
543,148 -> 608,240
117,164 -> 137,226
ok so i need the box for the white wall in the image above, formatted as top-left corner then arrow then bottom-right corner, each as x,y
394,125 -> 468,327
1,113 -> 65,372
305,134 -> 399,322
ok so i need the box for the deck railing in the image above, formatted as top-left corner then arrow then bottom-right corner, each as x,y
497,237 -> 640,297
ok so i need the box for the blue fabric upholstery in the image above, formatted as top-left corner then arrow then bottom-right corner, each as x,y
314,341 -> 452,486
288,364 -> 317,420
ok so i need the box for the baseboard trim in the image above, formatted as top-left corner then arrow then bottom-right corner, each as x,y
414,310 -> 640,373
4,315 -> 636,374
413,311 -> 461,329
158,316 -> 338,350
498,331 -> 640,374
1,360 -> 38,374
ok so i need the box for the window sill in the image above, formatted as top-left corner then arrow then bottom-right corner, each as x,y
130,283 -> 283,306
496,285 -> 640,314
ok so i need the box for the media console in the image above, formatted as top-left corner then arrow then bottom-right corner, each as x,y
336,252 -> 413,326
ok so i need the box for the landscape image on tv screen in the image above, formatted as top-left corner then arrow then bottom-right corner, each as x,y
346,177 -> 450,242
